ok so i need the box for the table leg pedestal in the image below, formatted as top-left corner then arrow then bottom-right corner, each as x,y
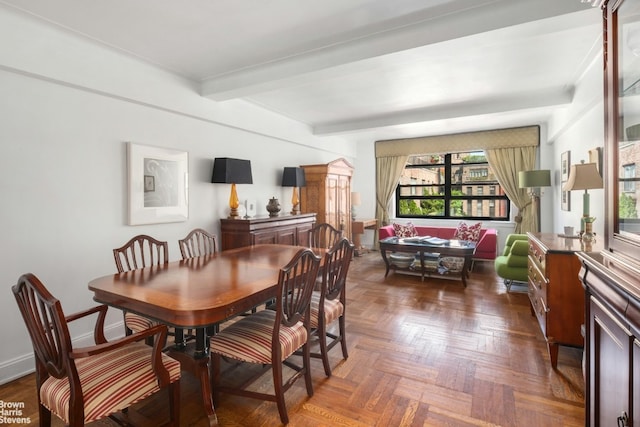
168,330 -> 218,426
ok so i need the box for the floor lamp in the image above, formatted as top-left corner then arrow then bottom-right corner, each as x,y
518,170 -> 551,232
562,161 -> 603,241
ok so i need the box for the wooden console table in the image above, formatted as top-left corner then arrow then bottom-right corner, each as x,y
351,218 -> 377,255
220,213 -> 316,251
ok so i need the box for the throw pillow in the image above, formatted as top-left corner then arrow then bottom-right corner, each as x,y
454,221 -> 482,242
392,222 -> 418,238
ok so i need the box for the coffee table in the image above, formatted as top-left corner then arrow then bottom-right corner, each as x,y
379,236 -> 476,286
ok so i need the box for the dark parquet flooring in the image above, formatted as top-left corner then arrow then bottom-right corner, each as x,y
0,251 -> 585,426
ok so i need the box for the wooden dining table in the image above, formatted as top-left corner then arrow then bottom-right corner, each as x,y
88,244 -> 323,426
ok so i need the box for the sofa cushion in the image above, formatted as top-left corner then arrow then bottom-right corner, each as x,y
453,221 -> 482,242
392,222 -> 418,238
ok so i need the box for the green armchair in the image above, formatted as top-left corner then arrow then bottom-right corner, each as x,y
494,234 -> 529,291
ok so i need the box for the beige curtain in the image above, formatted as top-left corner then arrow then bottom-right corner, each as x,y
375,155 -> 409,229
485,146 -> 536,233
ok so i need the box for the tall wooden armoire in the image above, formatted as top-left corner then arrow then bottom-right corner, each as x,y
300,158 -> 354,240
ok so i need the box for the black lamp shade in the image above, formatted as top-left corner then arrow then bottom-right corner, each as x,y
281,167 -> 306,187
211,158 -> 253,184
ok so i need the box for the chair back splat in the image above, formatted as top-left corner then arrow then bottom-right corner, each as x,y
113,234 -> 168,337
308,222 -> 342,250
12,273 -> 180,426
178,228 -> 218,260
113,234 -> 168,273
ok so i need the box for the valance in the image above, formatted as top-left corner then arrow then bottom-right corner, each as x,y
375,125 -> 539,158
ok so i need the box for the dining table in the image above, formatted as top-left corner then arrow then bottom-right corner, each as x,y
88,244 -> 324,426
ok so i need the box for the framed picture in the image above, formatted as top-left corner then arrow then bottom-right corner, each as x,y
561,150 -> 571,211
128,142 -> 188,225
561,189 -> 571,211
244,199 -> 257,218
561,151 -> 571,182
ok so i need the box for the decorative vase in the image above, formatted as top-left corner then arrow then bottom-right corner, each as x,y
582,219 -> 595,243
266,197 -> 281,217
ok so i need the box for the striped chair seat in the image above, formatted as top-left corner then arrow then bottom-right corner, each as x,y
309,291 -> 344,329
125,312 -> 158,333
210,310 -> 307,365
40,342 -> 181,424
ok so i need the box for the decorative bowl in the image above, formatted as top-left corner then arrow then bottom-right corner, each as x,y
389,253 -> 414,269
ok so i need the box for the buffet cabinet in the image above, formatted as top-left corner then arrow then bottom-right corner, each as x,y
300,158 -> 353,240
578,252 -> 640,427
526,233 -> 601,368
220,213 -> 316,251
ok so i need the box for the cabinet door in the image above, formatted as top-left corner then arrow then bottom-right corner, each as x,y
297,223 -> 313,247
252,230 -> 278,245
276,226 -> 296,246
590,296 -> 631,426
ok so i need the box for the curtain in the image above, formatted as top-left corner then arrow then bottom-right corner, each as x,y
485,146 -> 537,233
375,155 -> 409,232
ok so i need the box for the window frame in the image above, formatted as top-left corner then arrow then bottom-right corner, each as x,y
395,152 -> 511,221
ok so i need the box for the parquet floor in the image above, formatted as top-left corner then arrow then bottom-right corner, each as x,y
0,251 -> 585,426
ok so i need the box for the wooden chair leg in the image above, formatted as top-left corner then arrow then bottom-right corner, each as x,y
272,360 -> 289,425
339,315 -> 348,359
318,322 -> 332,377
39,403 -> 52,427
169,381 -> 181,427
302,342 -> 314,397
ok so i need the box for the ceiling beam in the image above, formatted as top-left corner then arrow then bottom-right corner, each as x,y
312,87 -> 574,135
201,0 -> 588,101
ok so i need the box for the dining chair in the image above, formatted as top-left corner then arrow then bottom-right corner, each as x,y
12,273 -> 181,427
209,248 -> 321,424
308,222 -> 343,249
178,228 -> 218,260
309,237 -> 355,376
113,234 -> 168,336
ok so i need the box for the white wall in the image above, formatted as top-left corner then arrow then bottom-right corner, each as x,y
0,7 -> 355,383
548,52 -> 605,237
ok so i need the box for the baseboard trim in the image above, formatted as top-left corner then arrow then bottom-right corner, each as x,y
0,321 -> 124,385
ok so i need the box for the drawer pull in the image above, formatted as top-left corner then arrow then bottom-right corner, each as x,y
540,298 -> 550,313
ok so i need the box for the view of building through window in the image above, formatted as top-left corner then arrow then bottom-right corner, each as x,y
396,151 -> 510,220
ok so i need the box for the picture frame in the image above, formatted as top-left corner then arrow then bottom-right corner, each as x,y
561,151 -> 571,182
128,142 -> 188,225
561,150 -> 571,211
244,199 -> 257,218
561,189 -> 571,212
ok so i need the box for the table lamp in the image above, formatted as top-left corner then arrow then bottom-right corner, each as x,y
211,158 -> 253,219
518,169 -> 551,231
281,167 -> 306,215
562,161 -> 603,241
351,192 -> 361,220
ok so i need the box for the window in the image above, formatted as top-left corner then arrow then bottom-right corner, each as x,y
623,163 -> 636,192
396,151 -> 510,220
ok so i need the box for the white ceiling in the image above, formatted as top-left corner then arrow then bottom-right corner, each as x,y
1,0 -> 603,144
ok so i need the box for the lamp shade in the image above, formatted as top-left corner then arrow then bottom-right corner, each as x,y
281,167 -> 306,187
351,192 -> 361,206
211,158 -> 253,184
562,162 -> 603,191
519,170 -> 551,188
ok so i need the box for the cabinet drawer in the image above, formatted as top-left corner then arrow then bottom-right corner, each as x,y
528,277 -> 548,334
528,240 -> 546,274
528,255 -> 548,297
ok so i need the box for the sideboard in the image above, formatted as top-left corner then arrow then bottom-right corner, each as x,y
220,213 -> 316,251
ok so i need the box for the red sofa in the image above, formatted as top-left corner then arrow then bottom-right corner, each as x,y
378,224 -> 499,263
